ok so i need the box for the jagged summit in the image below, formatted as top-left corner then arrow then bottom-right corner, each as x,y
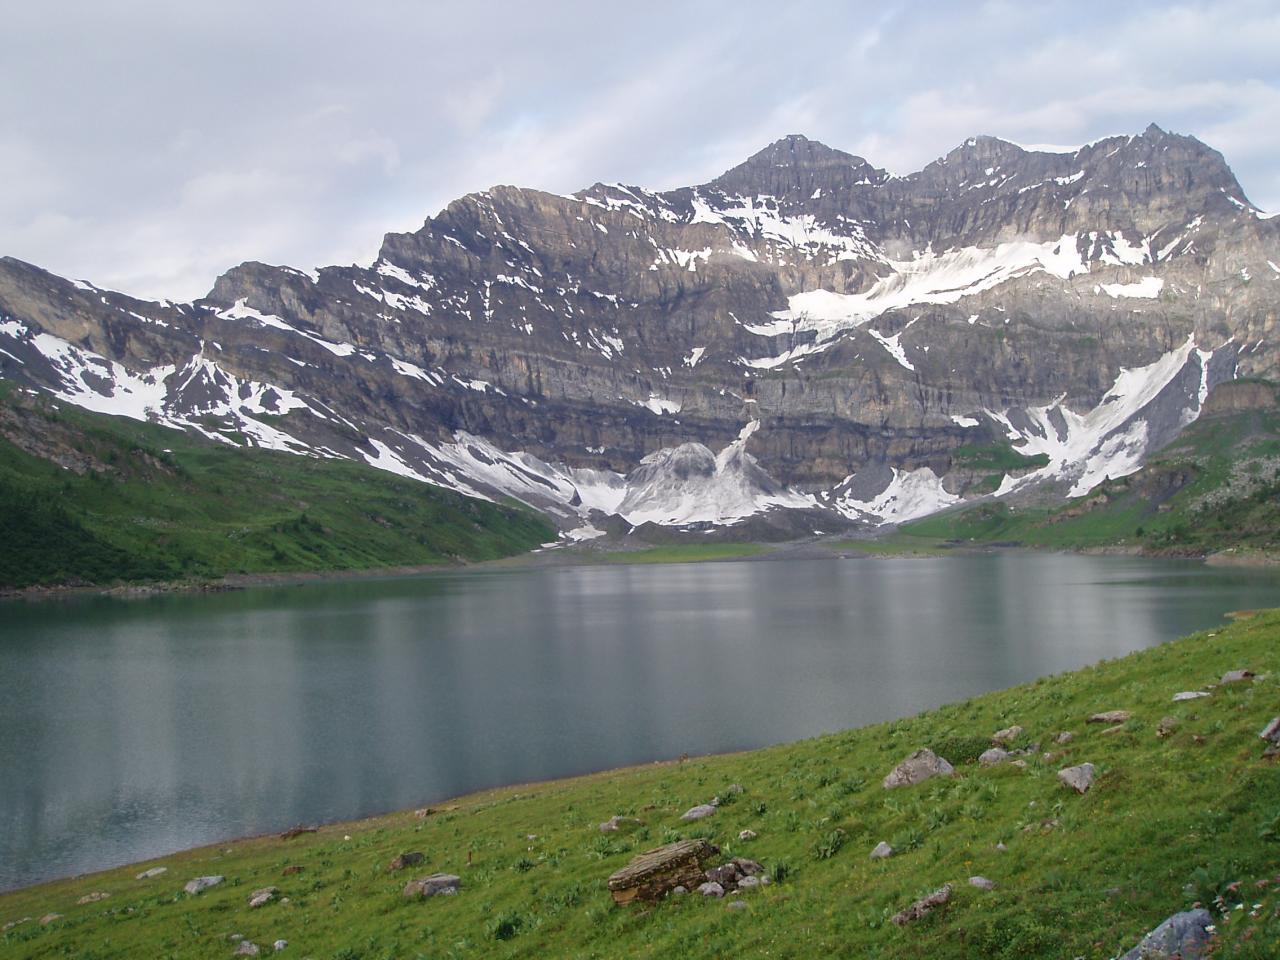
707,134 -> 888,199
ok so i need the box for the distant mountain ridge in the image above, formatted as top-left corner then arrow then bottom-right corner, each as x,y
1,124 -> 1276,537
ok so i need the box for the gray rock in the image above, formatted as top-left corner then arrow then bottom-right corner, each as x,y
731,857 -> 763,876
991,724 -> 1023,744
1118,908 -> 1214,960
1173,691 -> 1210,702
387,851 -> 425,870
870,841 -> 894,860
183,875 -> 224,895
248,886 -> 278,908
726,899 -> 748,911
882,749 -> 955,789
736,875 -> 762,891
273,941 -> 288,952
698,881 -> 725,898
1156,716 -> 1179,739
1057,762 -> 1096,794
968,876 -> 996,891
671,885 -> 687,896
725,783 -> 744,795
1221,669 -> 1256,684
680,804 -> 717,822
403,873 -> 462,899
737,829 -> 757,841
234,943 -> 260,957
705,863 -> 740,887
979,747 -> 1011,766
1,917 -> 30,931
891,884 -> 952,925
1088,710 -> 1131,725
1260,716 -> 1280,741
996,842 -> 1007,851
1055,731 -> 1075,744
135,866 -> 167,880
77,891 -> 110,905
599,815 -> 643,833
39,913 -> 61,926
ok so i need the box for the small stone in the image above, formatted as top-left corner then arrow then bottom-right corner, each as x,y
387,852 -> 425,871
1156,716 -> 1179,739
342,835 -> 351,841
996,842 -> 1008,852
403,873 -> 462,899
135,866 -> 167,880
1221,669 -> 1256,684
77,891 -> 111,905
968,876 -> 996,891
234,943 -> 260,957
1100,724 -> 1128,736
705,863 -> 740,887
2,918 -> 30,931
280,865 -> 303,876
891,884 -> 952,925
1058,762 -> 1096,794
991,725 -> 1024,744
882,748 -> 955,789
737,875 -> 762,891
1259,717 -> 1280,741
1055,731 -> 1074,744
248,886 -> 278,908
698,881 -> 725,898
760,875 -> 772,885
273,941 -> 288,952
39,913 -> 62,926
1088,710 -> 1131,725
184,875 -> 224,895
738,829 -> 757,841
680,804 -> 717,822
1173,691 -> 1210,702
726,899 -> 748,910
979,747 -> 1011,766
599,815 -> 643,833
731,857 -> 764,876
229,934 -> 244,942
671,885 -> 687,895
1010,759 -> 1028,768
870,841 -> 894,860
414,808 -> 433,819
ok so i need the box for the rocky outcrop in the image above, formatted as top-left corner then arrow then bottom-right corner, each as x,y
1,125 -> 1275,534
1118,908 -> 1214,960
606,839 -> 718,905
883,748 -> 955,788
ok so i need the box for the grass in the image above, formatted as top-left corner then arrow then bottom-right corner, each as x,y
951,442 -> 1050,473
599,543 -> 774,565
0,383 -> 555,589
7,611 -> 1280,958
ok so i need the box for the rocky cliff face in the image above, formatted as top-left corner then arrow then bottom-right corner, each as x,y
1,125 -> 1277,535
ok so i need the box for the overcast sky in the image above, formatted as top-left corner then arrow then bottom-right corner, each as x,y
3,0 -> 1278,301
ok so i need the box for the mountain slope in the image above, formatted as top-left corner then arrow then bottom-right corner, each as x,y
0,382 -> 554,589
2,125 -> 1277,536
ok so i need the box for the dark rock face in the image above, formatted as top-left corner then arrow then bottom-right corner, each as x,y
1,125 -> 1276,532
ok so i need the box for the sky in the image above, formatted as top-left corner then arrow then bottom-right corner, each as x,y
3,0 -> 1279,301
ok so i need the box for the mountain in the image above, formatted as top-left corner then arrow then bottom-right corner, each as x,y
2,125 -> 1277,538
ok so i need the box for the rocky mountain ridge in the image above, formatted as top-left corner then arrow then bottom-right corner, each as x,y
1,124 -> 1276,536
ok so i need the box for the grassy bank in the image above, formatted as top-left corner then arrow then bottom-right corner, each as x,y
0,383 -> 554,590
6,612 -> 1280,958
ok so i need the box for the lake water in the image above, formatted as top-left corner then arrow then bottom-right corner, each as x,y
2,553 -> 1279,892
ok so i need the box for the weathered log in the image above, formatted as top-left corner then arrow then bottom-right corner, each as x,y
606,839 -> 718,906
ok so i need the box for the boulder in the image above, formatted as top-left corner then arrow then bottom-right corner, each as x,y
979,747 -> 1011,766
870,841 -> 894,860
1221,669 -> 1256,684
135,867 -> 167,880
606,839 -> 718,906
403,873 -> 462,899
387,852 -> 424,871
680,804 -> 717,822
968,876 -> 997,891
183,876 -> 224,895
248,886 -> 277,908
705,863 -> 740,887
599,815 -> 643,833
1173,691 -> 1209,702
698,881 -> 725,898
882,749 -> 954,789
991,725 -> 1024,744
891,884 -> 952,925
731,857 -> 763,876
1088,710 -> 1131,724
1058,762 -> 1096,794
1118,908 -> 1214,960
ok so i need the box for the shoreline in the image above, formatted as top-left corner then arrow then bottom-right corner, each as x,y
6,535 -> 1279,605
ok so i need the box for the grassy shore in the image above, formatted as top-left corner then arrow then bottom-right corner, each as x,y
5,612 -> 1280,959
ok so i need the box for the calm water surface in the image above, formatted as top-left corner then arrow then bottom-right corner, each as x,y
3,553 -> 1279,891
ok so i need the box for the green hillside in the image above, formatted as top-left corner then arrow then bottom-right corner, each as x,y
0,382 -> 554,589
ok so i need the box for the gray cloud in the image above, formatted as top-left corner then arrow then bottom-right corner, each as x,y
3,0 -> 1277,300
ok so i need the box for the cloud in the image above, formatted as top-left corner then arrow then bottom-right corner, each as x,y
1,0 -> 1277,300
